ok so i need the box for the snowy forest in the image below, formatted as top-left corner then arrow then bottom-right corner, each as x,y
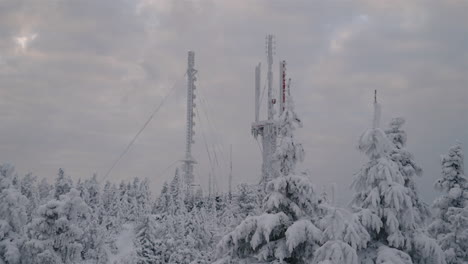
0,89 -> 466,264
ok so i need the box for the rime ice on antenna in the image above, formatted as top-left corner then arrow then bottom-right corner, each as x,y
182,51 -> 197,195
252,35 -> 290,186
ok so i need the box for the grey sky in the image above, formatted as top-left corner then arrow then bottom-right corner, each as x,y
0,0 -> 466,204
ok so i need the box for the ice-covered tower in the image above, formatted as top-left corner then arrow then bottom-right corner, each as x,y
252,35 -> 280,186
183,51 -> 197,194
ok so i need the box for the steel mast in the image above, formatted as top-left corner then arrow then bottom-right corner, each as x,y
252,35 -> 278,187
183,51 -> 197,195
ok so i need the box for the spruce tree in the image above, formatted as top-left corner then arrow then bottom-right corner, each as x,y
216,91 -> 367,264
351,95 -> 445,263
54,168 -> 73,199
385,117 -> 431,223
429,143 -> 467,263
134,215 -> 163,264
0,164 -> 28,264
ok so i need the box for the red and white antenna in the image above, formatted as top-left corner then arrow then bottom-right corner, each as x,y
279,60 -> 287,113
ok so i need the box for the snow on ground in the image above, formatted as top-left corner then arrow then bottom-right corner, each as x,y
109,223 -> 136,264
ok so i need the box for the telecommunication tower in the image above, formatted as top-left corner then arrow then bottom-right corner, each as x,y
183,51 -> 197,194
252,35 -> 289,186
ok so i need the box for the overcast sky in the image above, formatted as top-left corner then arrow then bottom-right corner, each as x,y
0,0 -> 466,204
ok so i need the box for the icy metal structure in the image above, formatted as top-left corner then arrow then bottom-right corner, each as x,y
183,51 -> 197,194
252,35 -> 289,186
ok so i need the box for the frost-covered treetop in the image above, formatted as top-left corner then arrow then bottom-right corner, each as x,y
385,117 -> 407,149
435,143 -> 465,193
273,89 -> 305,178
357,101 -> 393,160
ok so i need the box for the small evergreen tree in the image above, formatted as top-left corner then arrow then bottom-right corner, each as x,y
153,182 -> 170,214
134,215 -> 163,264
20,173 -> 39,222
429,143 -> 467,263
38,177 -> 52,202
351,96 -> 445,263
385,117 -> 431,223
54,168 -> 73,199
0,164 -> 28,264
216,90 -> 366,264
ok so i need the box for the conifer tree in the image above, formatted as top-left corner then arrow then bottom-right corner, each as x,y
429,143 -> 467,263
0,164 -> 28,264
20,173 -> 39,221
153,182 -> 170,214
54,168 -> 73,199
38,177 -> 52,202
24,188 -> 89,264
351,94 -> 445,263
216,91 -> 367,264
134,215 -> 163,264
385,117 -> 431,223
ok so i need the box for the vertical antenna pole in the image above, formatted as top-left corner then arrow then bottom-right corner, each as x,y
255,63 -> 261,123
266,34 -> 274,120
184,51 -> 197,196
372,89 -> 381,129
279,60 -> 286,114
229,144 -> 233,201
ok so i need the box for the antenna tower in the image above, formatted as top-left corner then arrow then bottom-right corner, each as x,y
252,34 -> 283,187
183,51 -> 197,195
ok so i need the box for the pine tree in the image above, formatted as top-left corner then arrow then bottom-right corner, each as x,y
272,90 -> 305,179
134,215 -> 165,264
0,164 -> 28,264
84,174 -> 101,214
24,188 -> 89,264
169,168 -> 185,215
215,91 -> 366,264
429,143 -> 467,263
153,182 -> 170,214
385,117 -> 431,223
20,173 -> 40,221
235,183 -> 260,218
136,178 -> 152,220
54,168 -> 73,199
351,96 -> 445,263
38,177 -> 52,202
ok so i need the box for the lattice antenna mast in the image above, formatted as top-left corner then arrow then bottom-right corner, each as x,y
252,34 -> 278,187
184,51 -> 197,194
266,34 -> 275,120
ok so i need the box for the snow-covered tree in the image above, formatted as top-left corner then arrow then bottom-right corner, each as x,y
101,182 -> 122,232
385,117 -> 431,223
38,178 -> 52,202
272,89 -> 304,178
136,178 -> 152,220
82,218 -> 109,264
351,97 -> 445,264
429,143 -> 467,263
0,164 -> 28,264
19,173 -> 39,222
84,174 -> 101,214
216,91 -> 366,264
153,182 -> 170,214
169,168 -> 186,215
235,183 -> 261,219
54,168 -> 73,199
24,188 -> 89,264
134,215 -> 163,264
